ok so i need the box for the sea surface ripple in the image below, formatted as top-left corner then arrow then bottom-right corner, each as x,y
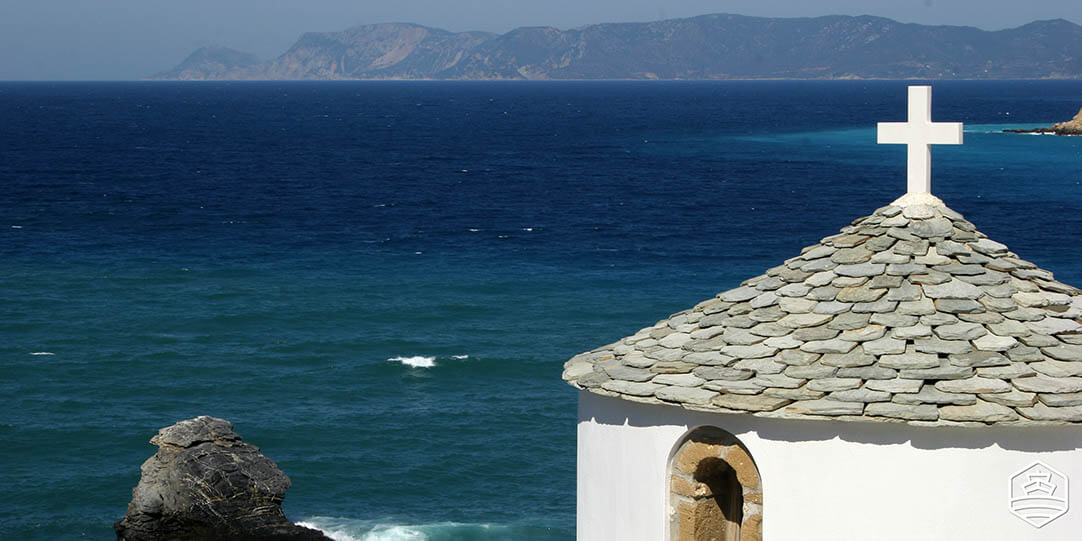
1,80 -> 1081,539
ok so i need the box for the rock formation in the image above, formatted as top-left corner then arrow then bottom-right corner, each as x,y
115,416 -> 330,541
1051,108 -> 1082,134
1004,107 -> 1082,135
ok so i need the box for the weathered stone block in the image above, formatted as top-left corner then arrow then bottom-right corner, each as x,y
1029,360 -> 1082,378
602,380 -> 663,396
947,350 -> 1009,368
893,386 -> 976,406
800,338 -> 858,354
784,399 -> 863,416
704,379 -> 765,395
827,387 -> 892,403
720,286 -> 760,303
939,400 -> 1018,422
935,377 -> 1011,394
751,373 -> 806,389
899,361 -> 974,381
1038,392 -> 1082,407
836,286 -> 886,303
933,322 -> 987,341
869,312 -> 920,328
1012,375 -> 1082,394
839,325 -> 887,342
862,336 -> 907,355
694,366 -> 754,381
914,337 -> 973,355
712,394 -> 792,412
653,373 -> 707,387
879,349 -> 940,369
606,365 -> 656,382
973,333 -> 1018,352
865,379 -> 923,393
865,402 -> 938,421
980,389 -> 1037,408
1017,402 -> 1082,422
827,312 -> 872,330
807,378 -> 862,392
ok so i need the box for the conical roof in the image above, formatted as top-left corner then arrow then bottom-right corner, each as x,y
563,201 -> 1082,426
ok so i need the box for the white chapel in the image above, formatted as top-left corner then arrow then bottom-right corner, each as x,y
563,86 -> 1082,540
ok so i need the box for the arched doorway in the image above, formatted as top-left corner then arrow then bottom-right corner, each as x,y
669,426 -> 762,541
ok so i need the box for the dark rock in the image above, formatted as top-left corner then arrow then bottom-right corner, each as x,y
115,416 -> 330,541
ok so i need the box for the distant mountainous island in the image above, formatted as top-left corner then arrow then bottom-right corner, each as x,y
151,13 -> 1082,80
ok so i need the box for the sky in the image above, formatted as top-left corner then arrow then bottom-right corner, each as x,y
1,0 -> 1080,80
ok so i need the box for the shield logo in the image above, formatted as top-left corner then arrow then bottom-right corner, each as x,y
1008,461 -> 1069,528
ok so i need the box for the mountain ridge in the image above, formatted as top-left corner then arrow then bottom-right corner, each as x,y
152,46 -> 263,80
150,14 -> 1082,80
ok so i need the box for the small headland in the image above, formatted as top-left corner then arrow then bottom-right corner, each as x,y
1004,107 -> 1082,135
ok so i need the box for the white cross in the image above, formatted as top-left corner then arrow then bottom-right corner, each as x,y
877,85 -> 963,196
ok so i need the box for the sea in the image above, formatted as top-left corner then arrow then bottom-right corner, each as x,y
1,80 -> 1080,540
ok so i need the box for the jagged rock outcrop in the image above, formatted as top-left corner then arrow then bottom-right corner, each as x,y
1006,107 -> 1082,135
1051,108 -> 1082,134
115,416 -> 330,541
150,15 -> 1082,80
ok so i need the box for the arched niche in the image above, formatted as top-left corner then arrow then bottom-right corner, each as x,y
669,426 -> 762,541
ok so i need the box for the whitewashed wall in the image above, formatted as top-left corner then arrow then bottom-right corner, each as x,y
576,391 -> 1082,541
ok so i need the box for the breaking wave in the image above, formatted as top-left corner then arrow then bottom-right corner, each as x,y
387,356 -> 436,368
296,517 -> 528,541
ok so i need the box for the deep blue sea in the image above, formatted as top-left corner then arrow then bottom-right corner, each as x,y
1,80 -> 1081,540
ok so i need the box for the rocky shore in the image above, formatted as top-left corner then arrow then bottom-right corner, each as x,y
115,416 -> 330,541
1004,107 -> 1082,135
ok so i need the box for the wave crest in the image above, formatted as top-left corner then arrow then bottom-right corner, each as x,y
387,356 -> 436,368
297,517 -> 518,541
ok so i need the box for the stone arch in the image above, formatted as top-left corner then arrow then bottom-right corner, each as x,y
669,426 -> 762,541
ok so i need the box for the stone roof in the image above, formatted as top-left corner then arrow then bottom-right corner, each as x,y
563,201 -> 1082,426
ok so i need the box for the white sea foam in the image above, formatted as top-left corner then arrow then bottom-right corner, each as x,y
298,521 -> 426,541
11,225 -> 22,229
452,354 -> 469,359
297,517 -> 505,541
295,520 -> 366,541
30,352 -> 55,356
388,356 -> 436,368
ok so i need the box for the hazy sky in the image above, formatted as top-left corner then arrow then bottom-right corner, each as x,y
1,0 -> 1080,80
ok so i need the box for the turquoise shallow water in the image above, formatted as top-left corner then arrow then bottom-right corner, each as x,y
1,80 -> 1081,539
